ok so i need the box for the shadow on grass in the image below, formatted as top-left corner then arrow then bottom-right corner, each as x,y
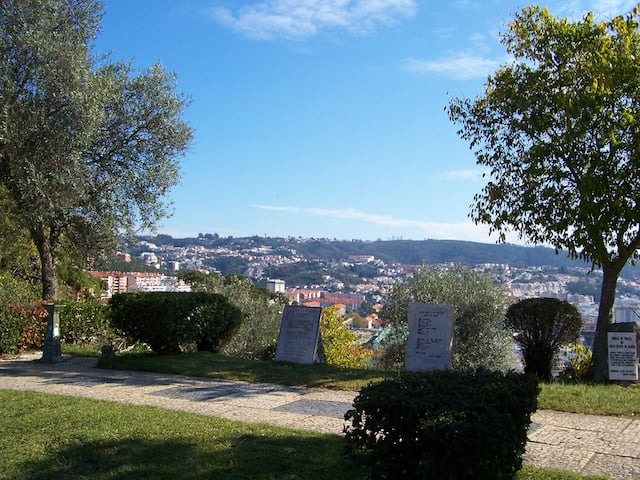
15,434 -> 364,480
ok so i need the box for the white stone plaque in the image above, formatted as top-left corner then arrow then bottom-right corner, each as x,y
274,305 -> 322,364
608,332 -> 639,381
405,303 -> 454,372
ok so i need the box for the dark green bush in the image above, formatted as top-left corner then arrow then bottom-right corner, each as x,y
109,292 -> 241,354
506,297 -> 582,380
344,370 -> 539,480
0,305 -> 26,355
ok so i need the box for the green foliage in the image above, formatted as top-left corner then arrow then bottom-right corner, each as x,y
109,292 -> 241,354
379,267 -> 515,371
0,188 -> 41,289
448,5 -> 640,380
59,301 -> 113,348
0,0 -> 192,300
0,305 -> 26,355
180,271 -> 286,360
506,298 -> 583,380
0,272 -> 39,305
56,260 -> 106,301
448,5 -> 640,262
344,370 -> 539,480
320,305 -> 372,369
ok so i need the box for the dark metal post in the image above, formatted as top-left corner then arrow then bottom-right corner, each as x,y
42,304 -> 64,362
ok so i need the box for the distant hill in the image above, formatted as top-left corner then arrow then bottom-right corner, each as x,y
143,234 -> 589,268
286,238 -> 580,268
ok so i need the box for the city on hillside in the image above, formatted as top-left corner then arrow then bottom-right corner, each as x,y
90,234 -> 640,346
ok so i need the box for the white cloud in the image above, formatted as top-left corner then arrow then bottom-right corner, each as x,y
546,0 -> 638,20
403,53 -> 507,80
210,0 -> 418,40
251,204 -> 523,243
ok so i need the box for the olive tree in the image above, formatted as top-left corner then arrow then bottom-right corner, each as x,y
448,6 -> 640,380
379,267 -> 515,371
0,0 -> 193,300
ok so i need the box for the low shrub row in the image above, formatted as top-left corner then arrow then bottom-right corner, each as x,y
2,292 -> 242,356
344,369 -> 539,480
109,292 -> 242,354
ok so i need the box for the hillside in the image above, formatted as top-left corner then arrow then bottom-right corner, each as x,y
144,234 -> 586,268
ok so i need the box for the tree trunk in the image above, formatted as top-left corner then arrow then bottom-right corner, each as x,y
32,226 -> 58,301
591,266 -> 619,381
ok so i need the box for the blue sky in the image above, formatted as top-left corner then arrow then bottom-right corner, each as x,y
96,0 -> 637,243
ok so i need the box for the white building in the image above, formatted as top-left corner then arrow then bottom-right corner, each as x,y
266,279 -> 285,293
614,304 -> 640,325
128,273 -> 191,292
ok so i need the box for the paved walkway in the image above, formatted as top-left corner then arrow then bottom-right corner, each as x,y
1,355 -> 640,479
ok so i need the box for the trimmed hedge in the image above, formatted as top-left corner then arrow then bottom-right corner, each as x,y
60,301 -> 113,347
109,292 -> 242,354
344,370 -> 539,480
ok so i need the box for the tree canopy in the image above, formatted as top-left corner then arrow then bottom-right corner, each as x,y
0,0 -> 193,300
448,5 -> 640,380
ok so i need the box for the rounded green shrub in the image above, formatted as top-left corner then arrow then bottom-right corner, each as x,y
344,370 -> 539,480
109,292 -> 241,354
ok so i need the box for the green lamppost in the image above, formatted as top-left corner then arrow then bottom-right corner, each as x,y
41,304 -> 65,362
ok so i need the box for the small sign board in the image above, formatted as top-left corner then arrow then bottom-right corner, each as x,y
405,303 -> 454,372
608,332 -> 639,381
275,305 -> 322,364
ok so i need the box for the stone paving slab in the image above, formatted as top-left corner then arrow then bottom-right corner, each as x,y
583,453 -> 640,480
276,399 -> 353,418
2,354 -> 640,478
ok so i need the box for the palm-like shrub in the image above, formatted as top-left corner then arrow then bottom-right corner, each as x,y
506,297 -> 582,380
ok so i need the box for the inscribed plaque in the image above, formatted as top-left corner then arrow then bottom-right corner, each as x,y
274,305 -> 322,364
405,303 -> 453,371
608,332 -> 639,381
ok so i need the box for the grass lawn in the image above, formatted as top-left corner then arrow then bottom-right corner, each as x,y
98,351 -> 640,417
0,389 -> 608,480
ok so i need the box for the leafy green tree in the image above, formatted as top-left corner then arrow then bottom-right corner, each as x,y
448,6 -> 640,380
380,267 -> 515,371
0,0 -> 192,301
505,298 -> 583,380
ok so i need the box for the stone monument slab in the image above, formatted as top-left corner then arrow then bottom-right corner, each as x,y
608,322 -> 639,382
405,303 -> 453,372
275,305 -> 322,364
